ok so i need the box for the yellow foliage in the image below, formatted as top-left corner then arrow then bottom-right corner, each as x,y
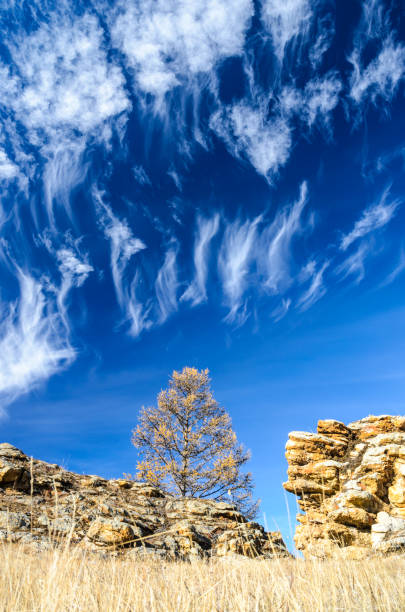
131,367 -> 256,516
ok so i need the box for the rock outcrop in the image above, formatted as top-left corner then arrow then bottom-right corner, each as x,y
284,415 -> 405,558
0,443 -> 289,559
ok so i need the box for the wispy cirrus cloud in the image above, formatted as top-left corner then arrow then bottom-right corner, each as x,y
0,121 -> 33,197
182,214 -> 220,306
42,143 -> 89,225
258,181 -> 308,293
308,10 -> 335,69
336,241 -> 369,284
0,148 -> 19,182
340,187 -> 400,251
361,0 -> 388,38
0,231 -> 93,414
261,0 -> 336,72
93,188 -> 149,337
0,270 -> 76,417
5,14 -> 130,138
215,183 -> 311,322
218,216 -> 261,323
1,11 -> 130,221
110,0 -> 254,98
271,297 -> 291,322
155,244 -> 179,323
55,244 -> 93,326
211,68 -> 341,180
379,247 -> 405,288
279,71 -> 342,132
125,271 -> 152,339
302,73 -> 342,132
297,259 -> 328,311
211,101 -> 292,179
133,166 -> 151,186
349,37 -> 405,107
348,0 -> 404,111
261,0 -> 313,64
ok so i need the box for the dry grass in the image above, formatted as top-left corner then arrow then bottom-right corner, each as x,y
1,544 -> 404,611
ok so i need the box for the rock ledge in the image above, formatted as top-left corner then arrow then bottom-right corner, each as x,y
283,415 -> 405,558
0,443 -> 289,559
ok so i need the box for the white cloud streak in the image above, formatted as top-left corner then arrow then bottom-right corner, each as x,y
167,167 -> 183,192
42,142 -> 88,225
361,0 -> 388,39
308,12 -> 335,69
216,183 -> 310,322
100,209 -> 145,307
379,247 -> 405,288
93,188 -> 149,337
0,268 -> 80,415
218,216 -> 261,323
297,259 -> 328,311
259,181 -> 308,292
181,214 -> 220,306
126,271 -> 152,339
271,297 -> 291,322
0,121 -> 32,196
336,242 -> 369,284
261,0 -> 312,64
260,0 -> 338,74
340,187 -> 400,251
155,245 -> 179,323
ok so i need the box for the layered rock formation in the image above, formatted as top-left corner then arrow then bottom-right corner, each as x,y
284,415 -> 405,558
0,443 -> 289,559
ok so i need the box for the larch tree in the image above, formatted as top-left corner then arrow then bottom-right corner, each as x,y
131,367 -> 257,517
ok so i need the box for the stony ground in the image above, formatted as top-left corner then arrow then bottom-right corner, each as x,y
0,442 -> 288,559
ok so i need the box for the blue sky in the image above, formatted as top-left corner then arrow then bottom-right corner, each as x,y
0,0 -> 404,549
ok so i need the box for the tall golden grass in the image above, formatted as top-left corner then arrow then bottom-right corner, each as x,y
1,543 -> 404,611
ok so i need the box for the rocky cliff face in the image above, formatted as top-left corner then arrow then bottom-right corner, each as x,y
284,415 -> 405,558
0,443 -> 289,559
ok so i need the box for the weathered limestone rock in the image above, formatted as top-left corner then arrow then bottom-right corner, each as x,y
214,523 -> 287,558
0,443 -> 289,560
284,415 -> 405,558
87,518 -> 141,546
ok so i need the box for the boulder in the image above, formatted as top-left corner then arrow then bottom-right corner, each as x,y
87,518 -> 140,546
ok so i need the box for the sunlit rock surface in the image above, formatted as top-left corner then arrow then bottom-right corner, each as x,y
0,443 -> 289,559
284,416 -> 405,558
